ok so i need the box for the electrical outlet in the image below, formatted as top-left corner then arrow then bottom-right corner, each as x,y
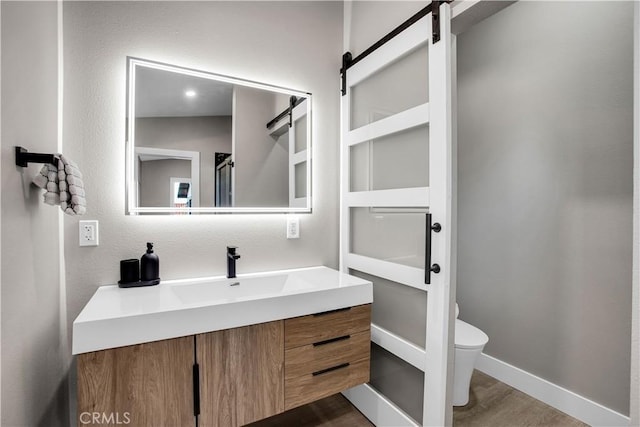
79,220 -> 99,247
286,216 -> 300,239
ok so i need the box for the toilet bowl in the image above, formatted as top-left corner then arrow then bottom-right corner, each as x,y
453,304 -> 488,406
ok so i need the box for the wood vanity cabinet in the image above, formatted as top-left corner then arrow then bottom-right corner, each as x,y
77,304 -> 371,427
197,321 -> 285,427
77,336 -> 194,426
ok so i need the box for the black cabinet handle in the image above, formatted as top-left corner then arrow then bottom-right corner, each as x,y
312,363 -> 350,376
425,214 -> 442,284
313,335 -> 351,347
313,307 -> 351,317
193,363 -> 200,417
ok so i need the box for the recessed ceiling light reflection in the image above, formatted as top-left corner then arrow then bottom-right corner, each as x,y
185,90 -> 197,98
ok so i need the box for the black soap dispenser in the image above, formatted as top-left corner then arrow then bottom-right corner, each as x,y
140,242 -> 160,285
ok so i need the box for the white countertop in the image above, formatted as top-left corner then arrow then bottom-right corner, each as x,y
72,266 -> 372,354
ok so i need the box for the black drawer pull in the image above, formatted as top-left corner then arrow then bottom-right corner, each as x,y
313,307 -> 351,317
312,363 -> 350,376
425,213 -> 442,284
313,335 -> 351,347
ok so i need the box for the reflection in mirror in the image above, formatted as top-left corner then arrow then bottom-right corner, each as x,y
135,147 -> 200,208
126,57 -> 311,214
215,153 -> 232,207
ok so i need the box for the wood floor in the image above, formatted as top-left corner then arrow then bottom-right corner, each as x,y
249,371 -> 587,427
247,393 -> 373,427
453,371 -> 588,427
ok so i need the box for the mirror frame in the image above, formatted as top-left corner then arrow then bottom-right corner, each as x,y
126,57 -> 312,214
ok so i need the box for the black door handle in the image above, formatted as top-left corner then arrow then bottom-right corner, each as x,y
425,213 -> 442,284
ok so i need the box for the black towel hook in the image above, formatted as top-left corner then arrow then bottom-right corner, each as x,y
15,146 -> 56,167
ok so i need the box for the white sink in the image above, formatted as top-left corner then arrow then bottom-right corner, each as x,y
170,274 -> 315,305
73,266 -> 372,355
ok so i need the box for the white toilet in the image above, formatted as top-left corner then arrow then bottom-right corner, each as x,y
453,303 -> 489,406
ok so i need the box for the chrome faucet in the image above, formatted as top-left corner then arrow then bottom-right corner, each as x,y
227,246 -> 241,278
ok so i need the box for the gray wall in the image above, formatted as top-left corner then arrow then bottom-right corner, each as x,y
346,1 -> 425,58
135,115 -> 232,207
272,92 -> 291,122
3,2 -> 634,425
1,2 -> 69,426
139,159 -> 191,207
345,0 -> 635,419
62,1 -> 342,417
457,1 -> 633,415
234,85 -> 288,207
631,3 -> 639,424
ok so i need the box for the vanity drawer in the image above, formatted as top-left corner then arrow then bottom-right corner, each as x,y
284,357 -> 370,410
285,330 -> 370,380
284,304 -> 371,349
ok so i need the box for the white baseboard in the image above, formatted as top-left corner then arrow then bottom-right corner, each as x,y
342,384 -> 419,427
476,353 -> 630,427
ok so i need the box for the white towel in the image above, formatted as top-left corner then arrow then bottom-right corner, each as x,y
33,154 -> 86,216
33,163 -> 60,206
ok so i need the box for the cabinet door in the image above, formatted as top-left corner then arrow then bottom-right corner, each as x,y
197,321 -> 284,427
77,336 -> 194,427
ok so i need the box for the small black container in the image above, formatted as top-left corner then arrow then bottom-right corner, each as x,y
119,259 -> 139,284
118,259 -> 158,287
141,242 -> 160,282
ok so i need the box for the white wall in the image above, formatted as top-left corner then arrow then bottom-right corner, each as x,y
1,2 -> 69,425
456,1 -> 633,415
62,1 -> 342,414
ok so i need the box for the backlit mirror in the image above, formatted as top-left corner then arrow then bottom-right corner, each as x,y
126,57 -> 311,214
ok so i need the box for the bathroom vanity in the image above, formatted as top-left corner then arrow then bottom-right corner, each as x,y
73,267 -> 372,426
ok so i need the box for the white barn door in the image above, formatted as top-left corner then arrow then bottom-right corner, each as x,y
340,3 -> 455,426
